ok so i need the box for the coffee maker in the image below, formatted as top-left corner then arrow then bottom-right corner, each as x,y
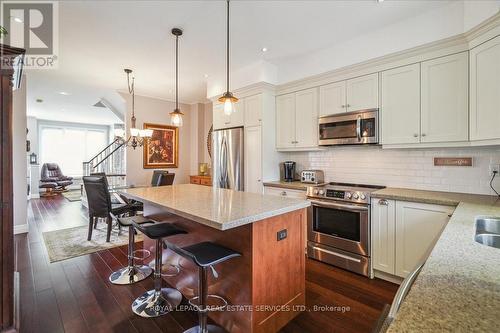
282,161 -> 296,182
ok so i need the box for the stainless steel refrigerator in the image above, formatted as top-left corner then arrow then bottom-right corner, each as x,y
212,127 -> 244,191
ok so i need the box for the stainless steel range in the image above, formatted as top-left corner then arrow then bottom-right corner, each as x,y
306,182 -> 385,277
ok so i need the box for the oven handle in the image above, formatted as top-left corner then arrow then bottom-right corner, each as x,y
311,246 -> 362,263
310,199 -> 369,212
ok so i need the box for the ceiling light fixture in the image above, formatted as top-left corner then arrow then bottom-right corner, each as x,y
218,0 -> 238,116
59,91 -> 70,95
169,28 -> 184,127
115,69 -> 153,149
204,74 -> 209,78
261,47 -> 268,52
377,0 -> 385,2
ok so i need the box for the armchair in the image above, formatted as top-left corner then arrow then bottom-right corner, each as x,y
40,163 -> 74,192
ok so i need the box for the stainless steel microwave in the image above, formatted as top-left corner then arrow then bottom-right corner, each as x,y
318,109 -> 379,146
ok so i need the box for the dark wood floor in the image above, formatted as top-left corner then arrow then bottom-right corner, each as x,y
16,196 -> 398,333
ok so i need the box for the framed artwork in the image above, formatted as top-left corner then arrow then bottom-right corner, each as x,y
143,123 -> 179,169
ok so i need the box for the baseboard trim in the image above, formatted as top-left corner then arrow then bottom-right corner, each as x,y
13,224 -> 28,235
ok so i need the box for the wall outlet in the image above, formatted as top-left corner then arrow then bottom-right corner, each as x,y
489,163 -> 500,175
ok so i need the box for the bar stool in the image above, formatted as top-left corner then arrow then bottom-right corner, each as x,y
172,241 -> 241,333
109,215 -> 153,285
131,221 -> 187,318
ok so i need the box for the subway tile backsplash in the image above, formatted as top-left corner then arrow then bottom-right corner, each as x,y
284,146 -> 500,195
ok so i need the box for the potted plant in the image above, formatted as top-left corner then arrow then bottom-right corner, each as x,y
0,26 -> 7,37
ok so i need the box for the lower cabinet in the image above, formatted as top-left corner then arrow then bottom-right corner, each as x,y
263,186 -> 307,199
372,198 -> 454,278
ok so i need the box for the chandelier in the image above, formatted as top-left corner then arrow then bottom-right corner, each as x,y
114,69 -> 153,149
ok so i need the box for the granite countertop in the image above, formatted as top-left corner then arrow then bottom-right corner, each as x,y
263,180 -> 309,191
376,188 -> 500,332
118,184 -> 310,231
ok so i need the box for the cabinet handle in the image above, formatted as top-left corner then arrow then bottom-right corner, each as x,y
378,199 -> 388,206
346,104 -> 351,107
447,214 -> 452,218
281,191 -> 287,196
341,104 -> 346,108
257,179 -> 261,182
413,133 -> 418,138
224,122 -> 230,125
258,118 -> 262,121
421,133 -> 426,137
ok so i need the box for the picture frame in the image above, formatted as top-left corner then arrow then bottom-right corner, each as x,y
143,123 -> 179,169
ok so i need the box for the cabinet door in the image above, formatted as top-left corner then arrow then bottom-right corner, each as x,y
395,201 -> 454,278
244,126 -> 262,194
276,93 -> 296,149
295,88 -> 319,148
380,64 -> 421,144
372,198 -> 396,275
319,81 -> 346,116
470,36 -> 500,141
421,52 -> 468,143
346,73 -> 379,112
244,94 -> 263,127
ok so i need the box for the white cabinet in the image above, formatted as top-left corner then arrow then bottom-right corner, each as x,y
470,36 -> 500,142
421,52 -> 468,143
395,201 -> 453,277
319,73 -> 379,116
381,64 -> 421,144
264,186 -> 307,199
276,88 -> 318,150
319,81 -> 346,116
295,88 -> 319,148
371,199 -> 454,279
244,126 -> 262,194
244,94 -> 263,127
213,100 -> 244,130
372,198 -> 396,274
346,73 -> 379,112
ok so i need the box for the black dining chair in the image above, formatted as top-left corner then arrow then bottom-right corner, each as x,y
83,175 -> 135,242
151,170 -> 175,186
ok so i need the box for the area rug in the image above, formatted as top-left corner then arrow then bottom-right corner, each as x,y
62,190 -> 82,202
42,224 -> 142,263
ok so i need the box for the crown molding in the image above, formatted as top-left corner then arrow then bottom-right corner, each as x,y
208,81 -> 277,102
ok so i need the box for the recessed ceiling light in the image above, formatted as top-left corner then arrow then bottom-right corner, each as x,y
204,74 -> 209,78
12,17 -> 23,23
59,91 -> 71,95
261,47 -> 268,52
377,0 -> 384,2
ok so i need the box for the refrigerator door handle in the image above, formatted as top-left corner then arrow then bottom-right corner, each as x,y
220,137 -> 229,188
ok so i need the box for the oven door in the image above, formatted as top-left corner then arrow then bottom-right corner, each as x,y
308,199 -> 370,256
318,109 -> 378,146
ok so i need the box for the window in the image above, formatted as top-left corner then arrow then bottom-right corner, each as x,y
39,122 -> 109,177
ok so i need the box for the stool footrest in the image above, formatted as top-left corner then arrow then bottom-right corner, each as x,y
188,294 -> 228,312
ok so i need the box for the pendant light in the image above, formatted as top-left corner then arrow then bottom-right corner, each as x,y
115,69 -> 152,149
169,28 -> 184,127
218,0 -> 238,115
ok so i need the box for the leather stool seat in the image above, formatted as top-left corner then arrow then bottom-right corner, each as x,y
174,242 -> 241,267
133,222 -> 187,239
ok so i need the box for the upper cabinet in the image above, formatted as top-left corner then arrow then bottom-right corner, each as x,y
470,36 -> 500,142
276,88 -> 319,150
421,52 -> 468,143
244,94 -> 263,127
213,100 -> 244,130
381,52 -> 469,145
346,73 -> 379,112
381,63 -> 421,145
319,73 -> 378,116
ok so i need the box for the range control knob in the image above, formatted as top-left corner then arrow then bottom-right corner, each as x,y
313,189 -> 319,195
352,193 -> 359,200
319,189 -> 325,195
360,193 -> 366,200
345,192 -> 352,199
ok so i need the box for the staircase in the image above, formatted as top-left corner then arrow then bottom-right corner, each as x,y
82,138 -> 127,188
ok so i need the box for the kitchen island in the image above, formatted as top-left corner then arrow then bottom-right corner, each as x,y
119,184 -> 310,333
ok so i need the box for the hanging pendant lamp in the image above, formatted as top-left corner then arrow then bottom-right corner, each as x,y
170,28 -> 184,127
218,0 -> 238,115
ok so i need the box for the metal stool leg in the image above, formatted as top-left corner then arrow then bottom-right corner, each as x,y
132,239 -> 183,317
184,267 -> 226,333
109,226 -> 152,285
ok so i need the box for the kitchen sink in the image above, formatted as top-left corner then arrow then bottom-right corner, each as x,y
475,217 -> 500,234
475,234 -> 500,249
475,217 -> 500,249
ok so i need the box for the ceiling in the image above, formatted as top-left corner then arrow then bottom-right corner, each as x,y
27,0 -> 456,123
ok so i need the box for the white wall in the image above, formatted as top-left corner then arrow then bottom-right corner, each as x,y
12,76 -> 28,233
284,146 -> 500,196
123,93 -> 194,185
27,116 -> 38,156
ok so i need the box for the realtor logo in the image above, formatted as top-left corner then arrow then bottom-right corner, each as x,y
1,1 -> 58,69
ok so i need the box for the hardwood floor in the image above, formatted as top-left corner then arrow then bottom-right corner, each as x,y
16,196 -> 398,333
